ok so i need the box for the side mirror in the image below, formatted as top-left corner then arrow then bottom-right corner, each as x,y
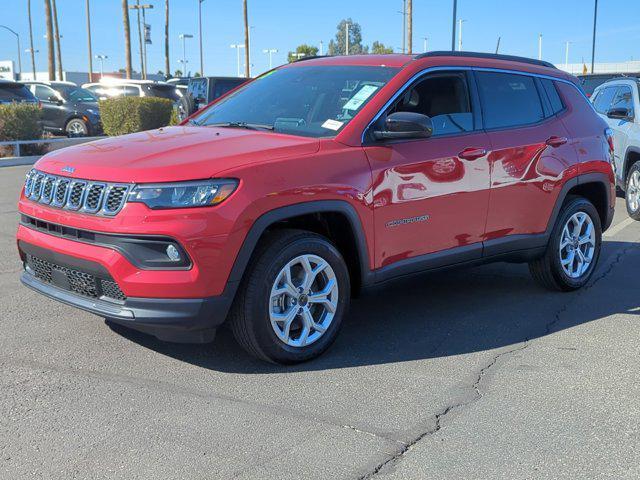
607,107 -> 633,121
373,112 -> 433,140
48,95 -> 63,105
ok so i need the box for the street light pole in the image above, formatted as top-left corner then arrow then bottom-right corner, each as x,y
345,22 -> 350,56
198,0 -> 205,75
129,2 -> 153,79
458,19 -> 465,52
230,44 -> 245,77
423,37 -> 428,53
565,41 -> 571,71
86,0 -> 93,82
179,33 -> 193,75
95,54 -> 108,78
262,49 -> 277,69
538,34 -> 542,60
591,0 -> 598,74
0,25 -> 22,77
319,40 -> 324,56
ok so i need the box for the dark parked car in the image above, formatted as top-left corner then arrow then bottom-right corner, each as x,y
24,81 -> 101,136
0,79 -> 39,105
176,76 -> 248,121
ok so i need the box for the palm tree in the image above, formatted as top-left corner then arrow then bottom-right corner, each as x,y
43,0 -> 55,80
243,0 -> 249,78
164,0 -> 169,79
27,0 -> 36,77
51,0 -> 63,80
122,0 -> 132,78
407,0 -> 413,54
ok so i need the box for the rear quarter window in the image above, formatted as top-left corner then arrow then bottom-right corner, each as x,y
540,79 -> 564,114
476,71 -> 544,129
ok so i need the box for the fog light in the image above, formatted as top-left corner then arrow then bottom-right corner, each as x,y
166,244 -> 181,262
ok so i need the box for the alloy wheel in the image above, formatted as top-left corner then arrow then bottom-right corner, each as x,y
269,254 -> 338,347
627,170 -> 640,213
559,212 -> 596,279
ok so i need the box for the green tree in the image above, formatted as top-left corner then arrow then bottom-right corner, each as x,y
287,44 -> 319,63
327,18 -> 368,55
371,41 -> 394,54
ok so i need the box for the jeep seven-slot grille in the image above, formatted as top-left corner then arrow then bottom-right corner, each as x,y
24,169 -> 130,216
26,254 -> 126,302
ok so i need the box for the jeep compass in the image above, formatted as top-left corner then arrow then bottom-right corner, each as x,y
17,52 -> 615,364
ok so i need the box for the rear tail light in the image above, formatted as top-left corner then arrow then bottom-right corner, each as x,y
605,128 -> 615,171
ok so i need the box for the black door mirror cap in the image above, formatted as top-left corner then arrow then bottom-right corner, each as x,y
606,107 -> 633,121
373,111 -> 433,141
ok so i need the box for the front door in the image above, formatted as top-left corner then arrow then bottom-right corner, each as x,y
363,71 -> 491,271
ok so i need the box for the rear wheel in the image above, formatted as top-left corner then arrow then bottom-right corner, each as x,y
529,197 -> 601,291
625,162 -> 640,220
230,229 -> 350,364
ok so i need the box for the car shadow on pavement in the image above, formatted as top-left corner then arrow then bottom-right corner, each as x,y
109,240 -> 640,373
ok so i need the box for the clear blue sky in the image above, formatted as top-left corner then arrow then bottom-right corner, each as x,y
0,0 -> 639,77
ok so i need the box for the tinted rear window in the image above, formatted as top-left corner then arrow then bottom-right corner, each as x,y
213,80 -> 245,99
541,79 -> 564,114
476,72 -> 544,129
146,84 -> 179,101
0,84 -> 37,103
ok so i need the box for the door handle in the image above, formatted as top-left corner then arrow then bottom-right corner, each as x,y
545,136 -> 568,148
458,147 -> 487,161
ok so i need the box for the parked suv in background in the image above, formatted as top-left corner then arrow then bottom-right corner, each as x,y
591,78 -> 640,219
175,76 -> 248,122
82,79 -> 180,102
0,79 -> 39,105
24,81 -> 101,136
17,52 -> 615,364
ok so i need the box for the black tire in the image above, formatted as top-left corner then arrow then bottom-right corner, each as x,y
529,197 -> 602,291
229,229 -> 350,364
177,94 -> 196,122
65,118 -> 89,137
625,162 -> 640,220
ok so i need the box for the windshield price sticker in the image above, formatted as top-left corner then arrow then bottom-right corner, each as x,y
343,85 -> 379,111
321,119 -> 344,131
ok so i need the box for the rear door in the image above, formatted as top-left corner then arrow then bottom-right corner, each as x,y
476,71 -> 578,245
363,70 -> 491,270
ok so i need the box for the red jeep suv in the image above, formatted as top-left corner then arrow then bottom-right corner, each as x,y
17,52 -> 615,363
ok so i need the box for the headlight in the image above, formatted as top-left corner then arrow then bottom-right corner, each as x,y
127,179 -> 238,209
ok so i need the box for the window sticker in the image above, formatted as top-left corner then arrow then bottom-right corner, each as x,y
321,119 -> 344,130
343,84 -> 379,111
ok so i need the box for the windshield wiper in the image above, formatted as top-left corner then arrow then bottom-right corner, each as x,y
209,121 -> 274,131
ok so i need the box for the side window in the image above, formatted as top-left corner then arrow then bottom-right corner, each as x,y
541,79 -> 564,115
389,72 -> 474,136
35,85 -> 55,101
213,81 -> 241,99
611,86 -> 633,116
593,86 -> 618,114
476,72 -> 544,129
123,86 -> 140,97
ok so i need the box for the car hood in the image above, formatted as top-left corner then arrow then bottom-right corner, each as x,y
35,126 -> 321,183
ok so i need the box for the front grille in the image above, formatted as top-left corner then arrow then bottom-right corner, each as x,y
25,254 -> 126,303
24,169 -> 130,216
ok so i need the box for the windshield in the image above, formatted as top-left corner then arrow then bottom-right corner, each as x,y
192,65 -> 399,137
57,86 -> 97,102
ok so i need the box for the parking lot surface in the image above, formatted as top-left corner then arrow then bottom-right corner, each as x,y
1,165 -> 639,479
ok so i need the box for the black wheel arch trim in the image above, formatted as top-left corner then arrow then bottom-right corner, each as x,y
623,146 -> 640,183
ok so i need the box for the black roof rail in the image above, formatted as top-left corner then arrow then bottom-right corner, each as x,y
415,51 -> 557,69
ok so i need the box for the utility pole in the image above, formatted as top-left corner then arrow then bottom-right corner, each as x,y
179,33 -> 193,75
243,0 -> 250,78
458,19 -> 465,51
345,22 -> 350,55
230,43 -> 245,77
129,2 -> 153,79
198,0 -> 205,75
44,0 -> 55,80
51,0 -> 62,80
164,0 -> 169,78
262,49 -> 277,69
401,0 -> 406,54
122,0 -> 132,79
407,0 -> 412,54
0,26 -> 22,77
591,0 -> 598,73
538,34 -> 542,60
451,0 -> 457,51
86,0 -> 93,82
95,54 -> 107,78
27,0 -> 36,77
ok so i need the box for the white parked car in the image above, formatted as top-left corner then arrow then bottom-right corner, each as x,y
592,78 -> 640,219
82,78 -> 180,102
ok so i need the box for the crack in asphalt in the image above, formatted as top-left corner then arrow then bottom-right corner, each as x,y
359,241 -> 640,479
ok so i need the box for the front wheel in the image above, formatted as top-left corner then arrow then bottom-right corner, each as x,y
529,197 -> 602,291
65,118 -> 89,137
625,162 -> 640,220
230,229 -> 350,364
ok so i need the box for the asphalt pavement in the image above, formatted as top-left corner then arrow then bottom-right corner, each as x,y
1,164 -> 638,479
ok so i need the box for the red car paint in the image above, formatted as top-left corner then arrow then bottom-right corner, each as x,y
17,53 -> 615,340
